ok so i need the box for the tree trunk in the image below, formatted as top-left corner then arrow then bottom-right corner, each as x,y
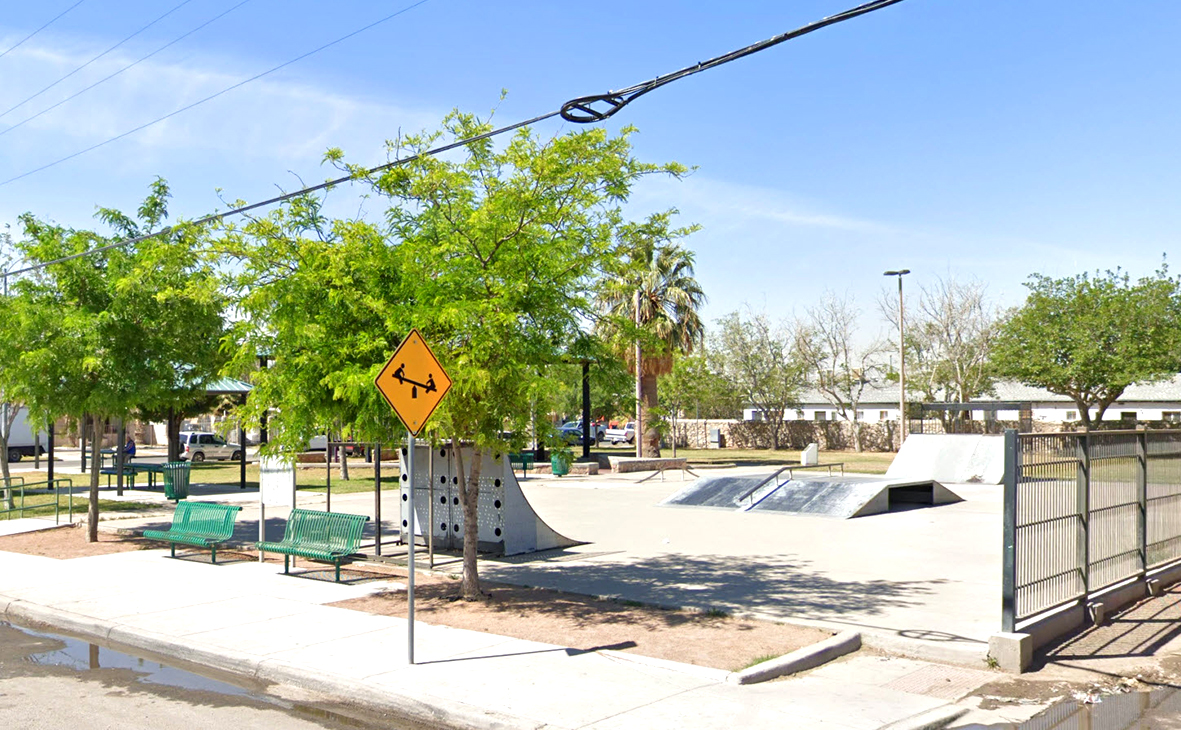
337,428 -> 350,481
452,436 -> 482,601
1,405 -> 15,509
640,372 -> 660,458
88,416 -> 105,542
166,410 -> 181,462
852,418 -> 863,453
1077,401 -> 1093,431
1,432 -> 12,511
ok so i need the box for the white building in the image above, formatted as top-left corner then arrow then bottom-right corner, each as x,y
743,376 -> 1181,425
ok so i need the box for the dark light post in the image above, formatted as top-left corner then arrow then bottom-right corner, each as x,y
883,269 -> 910,446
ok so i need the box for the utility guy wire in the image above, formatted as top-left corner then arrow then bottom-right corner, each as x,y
2,0 -> 906,278
0,0 -> 254,140
0,0 -> 88,61
0,0 -> 431,185
0,0 -> 195,120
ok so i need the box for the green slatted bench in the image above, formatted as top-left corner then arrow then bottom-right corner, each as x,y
143,501 -> 242,563
257,508 -> 370,582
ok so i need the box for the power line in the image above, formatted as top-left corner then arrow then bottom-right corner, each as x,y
0,0 -> 88,61
0,0 -> 254,140
3,0 -> 907,278
0,0 -> 432,186
0,0 -> 195,121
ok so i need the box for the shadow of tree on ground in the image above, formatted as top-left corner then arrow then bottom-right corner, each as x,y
479,552 -> 946,621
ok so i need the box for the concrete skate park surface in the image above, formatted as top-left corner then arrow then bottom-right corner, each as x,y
487,468 -> 1002,665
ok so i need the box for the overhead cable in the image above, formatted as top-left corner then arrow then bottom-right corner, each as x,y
0,0 -> 88,61
0,0 -> 432,186
0,0 -> 195,121
3,0 -> 906,276
0,0 -> 254,140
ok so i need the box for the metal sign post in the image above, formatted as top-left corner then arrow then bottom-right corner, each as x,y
406,432 -> 416,664
374,328 -> 452,667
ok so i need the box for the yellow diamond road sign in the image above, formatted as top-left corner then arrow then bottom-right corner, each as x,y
375,329 -> 452,436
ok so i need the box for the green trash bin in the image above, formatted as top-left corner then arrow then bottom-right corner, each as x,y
550,450 -> 572,477
162,461 -> 191,501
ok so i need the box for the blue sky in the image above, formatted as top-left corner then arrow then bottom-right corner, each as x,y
1,1 -> 1179,341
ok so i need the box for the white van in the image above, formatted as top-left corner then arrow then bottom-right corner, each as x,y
4,407 -> 47,462
178,431 -> 242,462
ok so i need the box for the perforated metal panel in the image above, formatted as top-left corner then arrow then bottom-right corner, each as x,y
399,445 -> 509,552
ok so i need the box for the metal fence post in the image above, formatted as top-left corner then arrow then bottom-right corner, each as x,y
1078,432 -> 1091,595
1002,428 -> 1018,633
374,443 -> 382,556
1138,430 -> 1148,574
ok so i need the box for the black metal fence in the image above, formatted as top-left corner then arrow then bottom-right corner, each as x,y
1002,429 -> 1181,632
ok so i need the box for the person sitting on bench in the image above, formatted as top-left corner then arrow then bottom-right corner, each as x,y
124,437 -> 136,460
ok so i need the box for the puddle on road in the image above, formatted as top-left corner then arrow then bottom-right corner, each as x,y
16,623 -> 258,699
0,621 -> 399,729
957,684 -> 1181,729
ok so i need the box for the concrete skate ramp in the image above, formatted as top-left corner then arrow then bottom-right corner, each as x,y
663,472 -> 962,519
662,473 -> 781,509
887,434 -> 1004,485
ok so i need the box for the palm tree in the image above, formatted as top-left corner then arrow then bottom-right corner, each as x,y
598,214 -> 705,457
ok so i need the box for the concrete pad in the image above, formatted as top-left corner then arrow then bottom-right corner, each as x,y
184,604 -> 398,655
365,643 -> 718,729
261,624 -> 521,681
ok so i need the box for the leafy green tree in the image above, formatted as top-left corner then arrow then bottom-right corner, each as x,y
11,180 -> 226,540
219,190 -> 403,466
596,212 -> 705,457
300,111 -> 685,600
993,268 -> 1181,429
714,309 -> 805,449
659,350 -> 738,452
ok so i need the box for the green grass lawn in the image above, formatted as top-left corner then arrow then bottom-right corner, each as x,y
0,482 -> 158,520
182,461 -> 398,494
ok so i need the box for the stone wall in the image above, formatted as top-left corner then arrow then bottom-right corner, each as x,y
670,418 -> 901,452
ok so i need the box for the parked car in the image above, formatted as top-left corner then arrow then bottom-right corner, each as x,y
603,422 -> 636,445
178,431 -> 242,462
559,420 -> 604,445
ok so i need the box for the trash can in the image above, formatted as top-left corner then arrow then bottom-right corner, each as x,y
550,451 -> 572,477
162,461 -> 191,501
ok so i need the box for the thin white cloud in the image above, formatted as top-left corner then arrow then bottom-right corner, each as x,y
0,41 -> 439,167
632,175 -> 896,235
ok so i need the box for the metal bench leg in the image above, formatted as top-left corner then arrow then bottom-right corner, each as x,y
336,561 -> 341,583
170,544 -> 175,558
211,545 -> 217,564
284,554 -> 289,574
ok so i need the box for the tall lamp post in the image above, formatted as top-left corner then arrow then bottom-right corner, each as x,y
883,269 -> 910,447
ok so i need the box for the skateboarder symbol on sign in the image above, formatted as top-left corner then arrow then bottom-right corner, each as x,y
392,363 -> 437,399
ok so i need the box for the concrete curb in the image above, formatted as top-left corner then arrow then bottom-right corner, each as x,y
876,705 -> 969,730
727,630 -> 861,685
1,595 -> 547,730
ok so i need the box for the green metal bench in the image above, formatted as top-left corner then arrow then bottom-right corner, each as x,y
257,508 -> 370,582
508,452 -> 535,479
143,501 -> 242,563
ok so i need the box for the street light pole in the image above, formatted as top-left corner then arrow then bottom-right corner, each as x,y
883,269 -> 910,448
634,289 -> 643,459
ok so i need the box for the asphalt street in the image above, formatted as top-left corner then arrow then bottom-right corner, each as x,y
0,621 -> 407,730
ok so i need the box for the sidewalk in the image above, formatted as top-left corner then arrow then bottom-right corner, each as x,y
0,542 -> 1007,730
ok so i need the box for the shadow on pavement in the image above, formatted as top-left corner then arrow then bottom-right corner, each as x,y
481,552 -> 946,621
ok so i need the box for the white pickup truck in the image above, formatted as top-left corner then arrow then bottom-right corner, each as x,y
4,406 -> 47,462
603,422 -> 636,445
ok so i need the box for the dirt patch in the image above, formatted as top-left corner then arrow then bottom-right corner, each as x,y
331,571 -> 833,672
0,524 -> 152,559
